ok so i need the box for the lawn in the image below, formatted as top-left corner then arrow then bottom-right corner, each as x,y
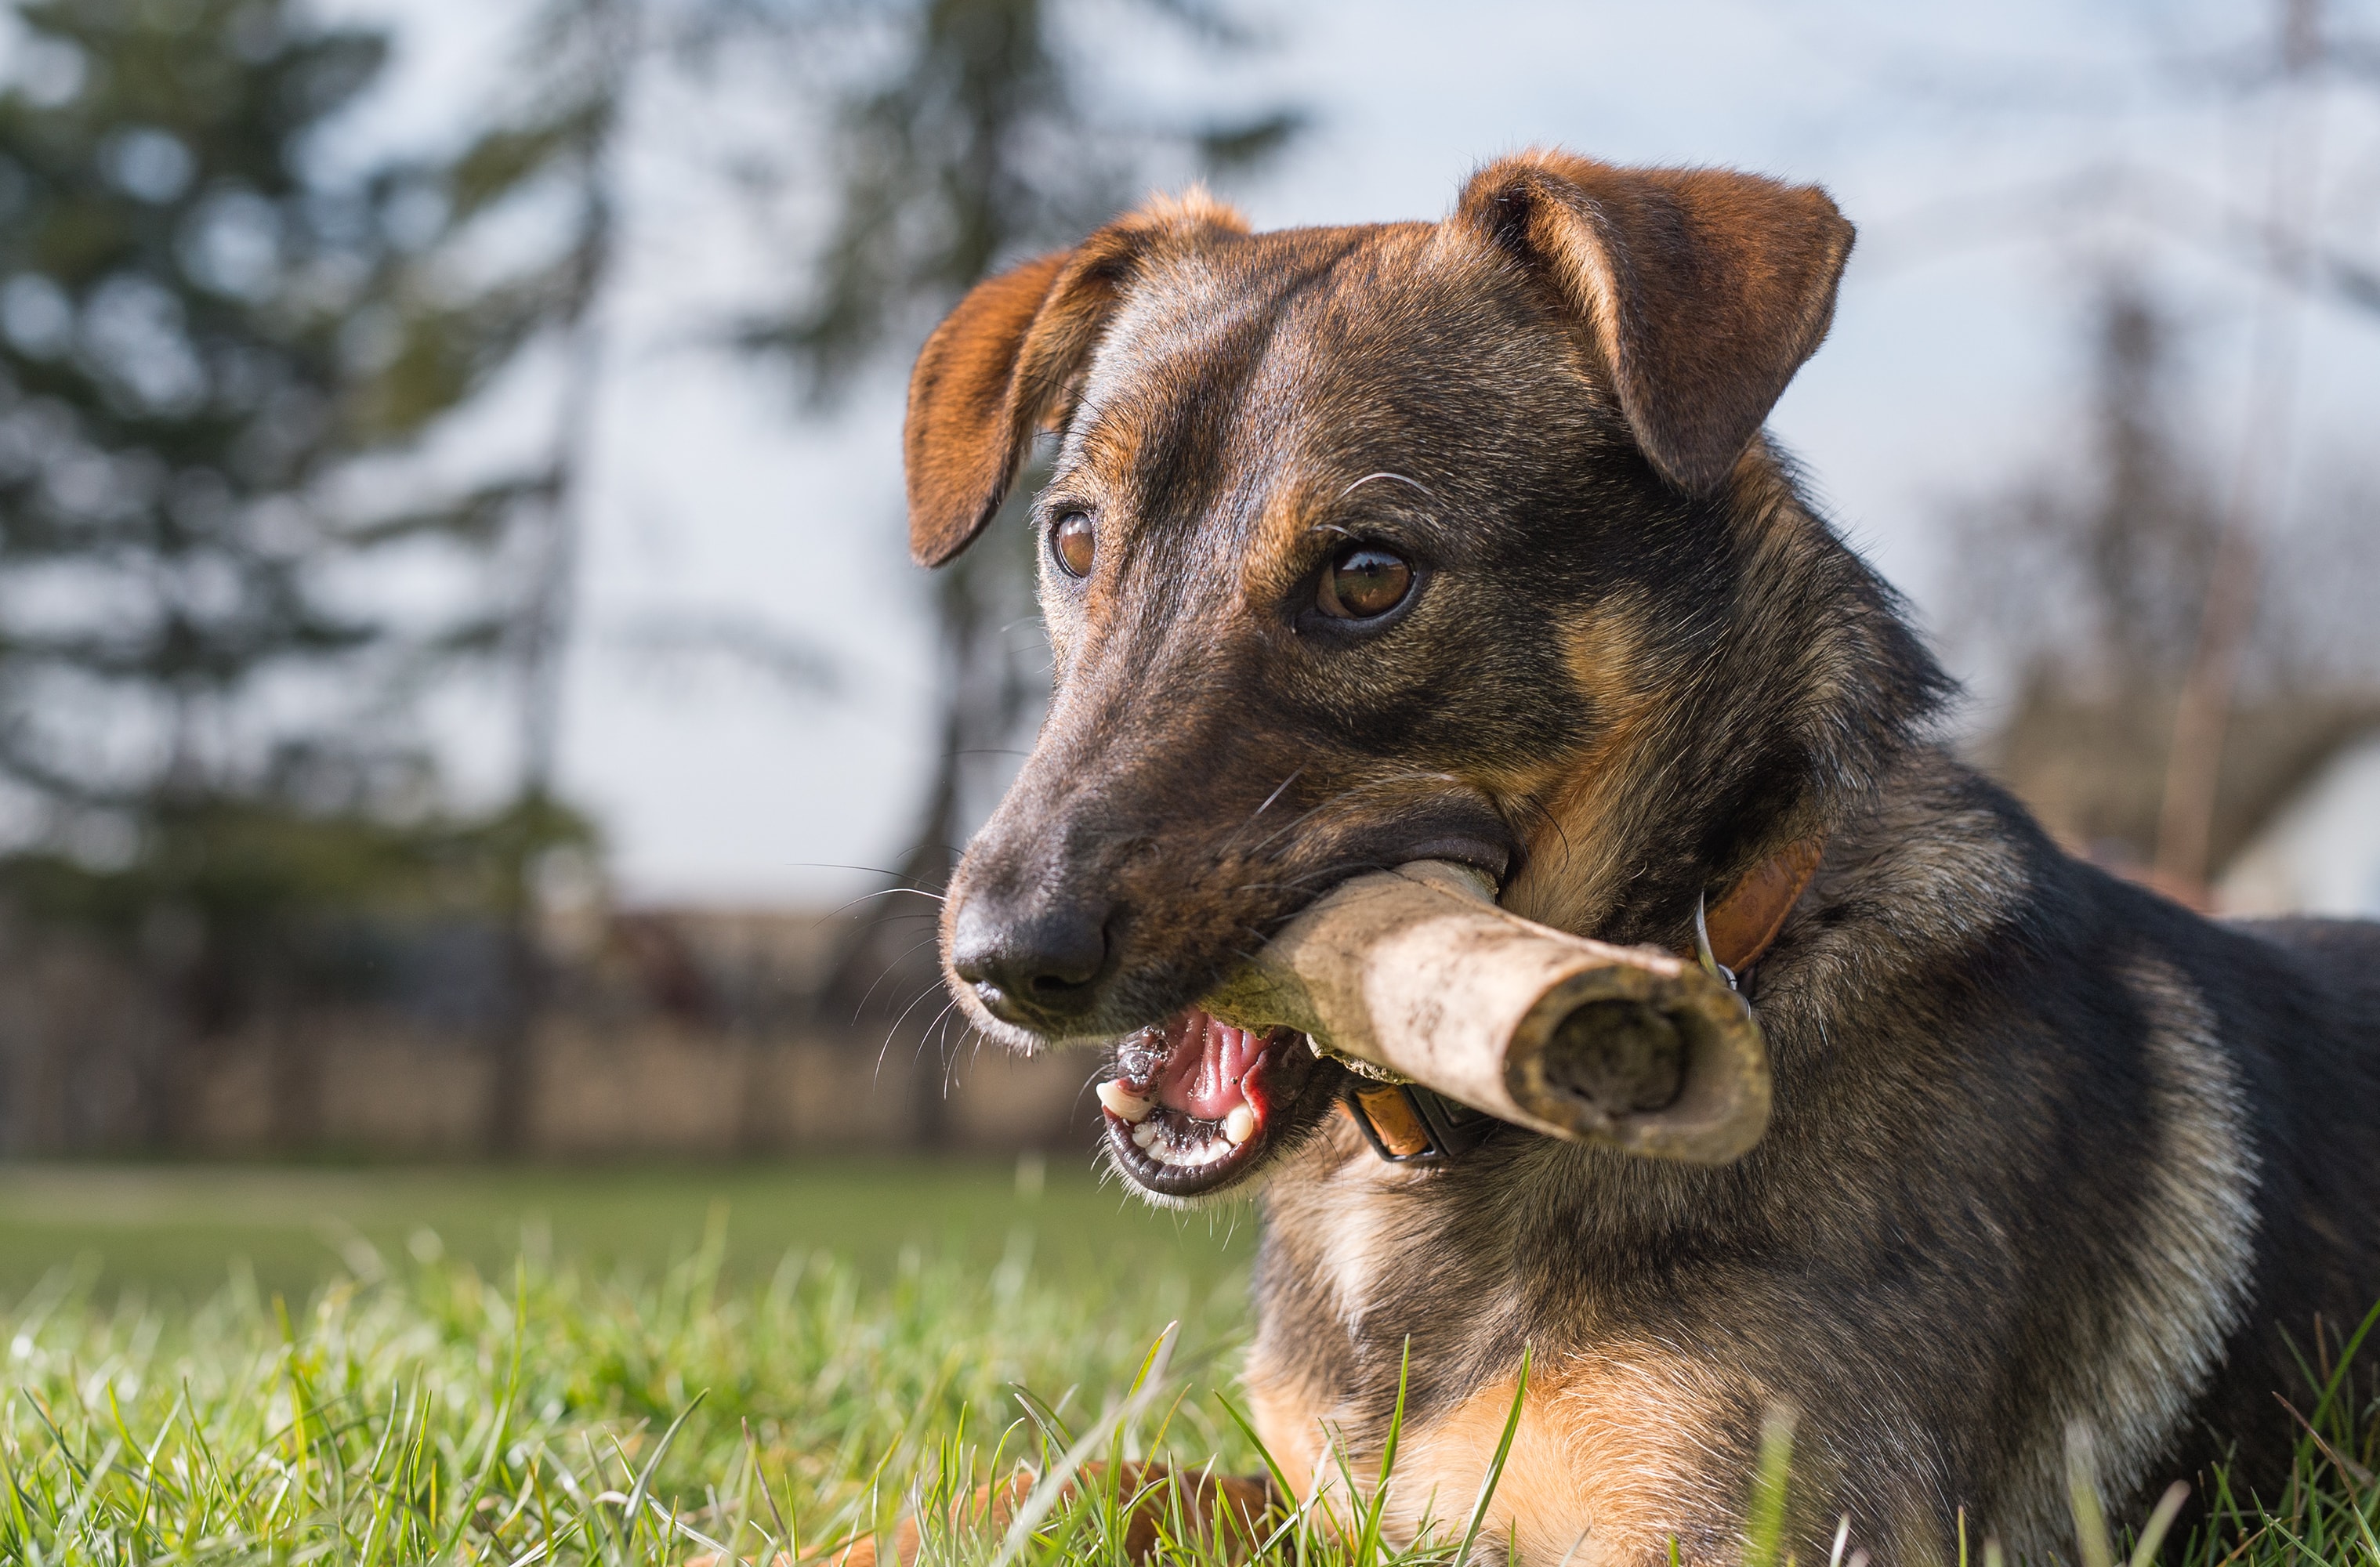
0,1156 -> 1252,1301
0,1161 -> 2371,1567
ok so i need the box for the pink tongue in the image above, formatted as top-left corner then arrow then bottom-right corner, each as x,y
1152,1012 -> 1260,1120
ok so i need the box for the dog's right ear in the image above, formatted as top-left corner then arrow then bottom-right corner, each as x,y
904,251 -> 1075,567
904,190 -> 1250,567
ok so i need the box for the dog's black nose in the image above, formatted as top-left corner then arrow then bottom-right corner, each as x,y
950,897 -> 1109,1028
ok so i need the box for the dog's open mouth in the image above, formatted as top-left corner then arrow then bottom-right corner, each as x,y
1094,1010 -> 1297,1199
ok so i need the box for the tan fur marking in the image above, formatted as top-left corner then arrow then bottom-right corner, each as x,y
1247,1375 -> 1324,1507
1374,1352 -> 1744,1566
1498,600 -> 1660,935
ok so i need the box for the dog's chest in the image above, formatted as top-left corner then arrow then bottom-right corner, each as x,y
1244,1135 -> 1749,1564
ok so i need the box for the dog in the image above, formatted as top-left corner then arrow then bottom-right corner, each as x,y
899,150 -> 2380,1565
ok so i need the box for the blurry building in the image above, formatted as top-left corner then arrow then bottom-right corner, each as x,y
1984,692 -> 2380,899
2218,726 -> 2380,920
0,904 -> 1093,1159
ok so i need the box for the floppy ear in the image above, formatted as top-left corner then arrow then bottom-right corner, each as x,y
903,251 -> 1075,567
904,188 -> 1252,566
1456,151 -> 1854,496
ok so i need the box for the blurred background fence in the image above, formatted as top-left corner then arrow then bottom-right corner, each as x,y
0,0 -> 2375,1158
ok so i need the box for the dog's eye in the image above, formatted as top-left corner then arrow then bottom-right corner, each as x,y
1318,545 -> 1413,620
1052,512 -> 1096,578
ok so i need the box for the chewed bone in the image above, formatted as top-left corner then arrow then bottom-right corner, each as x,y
1195,860 -> 1774,1165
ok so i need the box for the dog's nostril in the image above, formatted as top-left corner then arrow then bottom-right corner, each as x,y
949,899 -> 1109,1018
1004,910 -> 1105,994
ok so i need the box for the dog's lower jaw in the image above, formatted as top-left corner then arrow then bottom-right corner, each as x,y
1098,1011 -> 1349,1207
1099,1011 -> 1281,1203
948,968 -> 1339,1203
1098,1095 -> 1342,1212
1099,1127 -> 1277,1211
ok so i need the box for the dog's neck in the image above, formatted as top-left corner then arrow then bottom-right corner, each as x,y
1503,451 -> 1951,955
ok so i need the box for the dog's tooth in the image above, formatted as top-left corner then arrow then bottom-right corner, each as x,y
1224,1105 -> 1257,1145
1132,1120 -> 1161,1149
1097,1080 -> 1154,1123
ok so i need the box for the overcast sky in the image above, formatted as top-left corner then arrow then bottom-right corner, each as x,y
336,0 -> 2380,907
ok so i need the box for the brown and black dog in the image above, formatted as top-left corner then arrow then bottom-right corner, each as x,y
900,151 -> 2380,1565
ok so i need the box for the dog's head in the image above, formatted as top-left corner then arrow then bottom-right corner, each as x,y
907,152 -> 1918,1203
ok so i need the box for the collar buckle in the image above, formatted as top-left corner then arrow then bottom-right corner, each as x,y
1692,889 -> 1740,993
1342,1081 -> 1495,1164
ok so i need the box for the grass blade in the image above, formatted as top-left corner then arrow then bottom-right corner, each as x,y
2067,1423 -> 2115,1567
1456,1346 -> 1531,1567
2127,1480 -> 2190,1567
990,1323 -> 1177,1567
624,1391 -> 711,1556
1744,1406 -> 1796,1567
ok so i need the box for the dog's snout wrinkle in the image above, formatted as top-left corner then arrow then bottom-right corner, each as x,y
949,894 -> 1111,1028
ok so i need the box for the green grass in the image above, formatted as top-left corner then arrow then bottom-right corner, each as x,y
0,1157 -> 1254,1301
0,1163 -> 2371,1567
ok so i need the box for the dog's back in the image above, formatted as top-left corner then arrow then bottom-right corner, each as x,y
2183,912 -> 2380,1483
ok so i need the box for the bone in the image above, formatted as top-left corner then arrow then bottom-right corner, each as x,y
1197,861 -> 1772,1163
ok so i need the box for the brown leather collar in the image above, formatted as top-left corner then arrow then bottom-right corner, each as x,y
1341,834 -> 1826,1163
1701,833 -> 1828,975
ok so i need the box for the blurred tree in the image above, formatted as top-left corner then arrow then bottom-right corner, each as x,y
360,0 -> 638,1152
1950,273 -> 2380,888
1918,0 -> 2380,901
734,0 -> 1299,1133
0,0 -> 602,1148
0,0 -> 429,1142
2150,0 -> 2320,891
1958,282 -> 2222,694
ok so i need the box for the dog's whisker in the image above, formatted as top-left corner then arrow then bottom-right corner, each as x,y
886,975 -> 969,1069
1234,768 -> 1482,864
1335,471 -> 1434,502
1211,766 -> 1310,862
1240,788 -> 1371,860
1231,859 -> 1400,898
848,934 -> 950,1023
824,886 -> 950,919
929,993 -> 964,1047
926,1001 -> 970,1097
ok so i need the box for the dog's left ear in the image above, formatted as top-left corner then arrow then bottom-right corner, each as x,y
1456,151 -> 1854,496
